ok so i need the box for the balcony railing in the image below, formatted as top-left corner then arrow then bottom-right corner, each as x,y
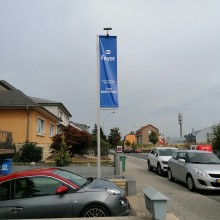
0,130 -> 16,157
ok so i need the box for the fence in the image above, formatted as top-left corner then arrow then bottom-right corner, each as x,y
0,130 -> 15,157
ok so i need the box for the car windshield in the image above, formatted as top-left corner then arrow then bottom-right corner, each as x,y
158,149 -> 177,156
53,169 -> 87,187
188,152 -> 220,164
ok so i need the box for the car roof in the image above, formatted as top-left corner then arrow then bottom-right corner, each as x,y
177,150 -> 212,153
153,147 -> 178,150
0,167 -> 57,182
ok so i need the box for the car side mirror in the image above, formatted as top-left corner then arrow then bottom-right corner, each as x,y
178,158 -> 185,163
154,152 -> 158,157
56,185 -> 68,194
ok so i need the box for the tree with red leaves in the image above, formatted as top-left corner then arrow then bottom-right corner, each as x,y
50,125 -> 92,155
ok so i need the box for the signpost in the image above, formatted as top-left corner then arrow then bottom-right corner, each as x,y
96,28 -> 118,178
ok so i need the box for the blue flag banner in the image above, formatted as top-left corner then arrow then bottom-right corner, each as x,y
99,36 -> 118,109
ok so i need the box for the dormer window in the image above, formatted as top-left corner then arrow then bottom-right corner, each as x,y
60,111 -> 63,120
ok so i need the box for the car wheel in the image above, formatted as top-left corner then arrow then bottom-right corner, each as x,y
157,164 -> 163,176
148,161 -> 153,171
168,169 -> 174,181
80,204 -> 110,217
187,175 -> 195,191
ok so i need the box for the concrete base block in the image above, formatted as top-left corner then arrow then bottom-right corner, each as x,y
124,175 -> 136,196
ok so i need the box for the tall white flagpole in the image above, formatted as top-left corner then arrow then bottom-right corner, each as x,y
96,28 -> 113,179
96,35 -> 101,179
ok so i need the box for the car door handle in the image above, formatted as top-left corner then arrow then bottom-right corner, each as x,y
11,207 -> 24,213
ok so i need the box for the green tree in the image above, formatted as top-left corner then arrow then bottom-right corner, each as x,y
54,135 -> 72,166
51,125 -> 91,155
125,140 -> 131,148
91,124 -> 109,155
149,131 -> 159,145
92,124 -> 105,140
211,123 -> 220,151
108,127 -> 121,150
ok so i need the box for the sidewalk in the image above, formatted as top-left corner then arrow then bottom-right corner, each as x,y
127,193 -> 179,220
109,154 -> 179,220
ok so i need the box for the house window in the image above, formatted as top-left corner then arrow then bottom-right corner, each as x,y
60,111 -> 63,120
66,117 -> 69,125
37,118 -> 45,135
50,124 -> 55,137
57,124 -> 61,134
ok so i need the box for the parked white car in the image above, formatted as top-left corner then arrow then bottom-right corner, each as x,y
147,147 -> 178,176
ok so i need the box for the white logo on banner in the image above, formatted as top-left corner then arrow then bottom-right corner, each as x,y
1,164 -> 8,171
101,49 -> 115,62
105,50 -> 111,54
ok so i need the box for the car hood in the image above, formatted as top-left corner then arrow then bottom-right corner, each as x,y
159,156 -> 172,162
190,163 -> 220,173
84,179 -> 123,192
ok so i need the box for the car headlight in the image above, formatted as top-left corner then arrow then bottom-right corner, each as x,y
193,167 -> 208,177
106,188 -> 121,195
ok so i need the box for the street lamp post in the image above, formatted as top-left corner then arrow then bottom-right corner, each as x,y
102,111 -> 115,156
103,111 -> 115,135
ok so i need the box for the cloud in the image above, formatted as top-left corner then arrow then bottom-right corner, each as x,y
1,0 -> 220,138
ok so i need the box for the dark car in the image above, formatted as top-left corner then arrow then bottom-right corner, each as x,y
124,147 -> 133,153
134,148 -> 142,153
0,168 -> 130,219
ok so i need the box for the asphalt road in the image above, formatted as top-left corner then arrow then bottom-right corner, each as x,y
126,152 -> 220,203
123,153 -> 220,220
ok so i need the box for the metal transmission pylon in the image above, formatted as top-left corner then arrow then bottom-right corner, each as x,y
178,113 -> 183,138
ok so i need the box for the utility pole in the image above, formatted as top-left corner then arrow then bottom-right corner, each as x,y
178,113 -> 183,138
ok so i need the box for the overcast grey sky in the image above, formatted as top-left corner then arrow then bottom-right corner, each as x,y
1,0 -> 220,138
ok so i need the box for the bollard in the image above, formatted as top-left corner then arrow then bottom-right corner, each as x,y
114,153 -> 120,175
120,155 -> 126,172
123,175 -> 136,196
143,187 -> 168,220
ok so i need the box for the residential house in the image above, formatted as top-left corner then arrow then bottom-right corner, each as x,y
0,80 -> 69,159
184,129 -> 199,144
135,124 -> 159,145
123,132 -> 136,150
69,121 -> 90,133
30,97 -> 72,133
166,137 -> 186,145
184,127 -> 213,144
196,127 -> 213,143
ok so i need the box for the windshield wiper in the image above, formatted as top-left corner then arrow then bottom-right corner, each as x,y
80,177 -> 93,188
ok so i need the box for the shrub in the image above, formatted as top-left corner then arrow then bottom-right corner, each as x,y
54,135 -> 72,166
15,142 -> 43,162
51,125 -> 91,155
